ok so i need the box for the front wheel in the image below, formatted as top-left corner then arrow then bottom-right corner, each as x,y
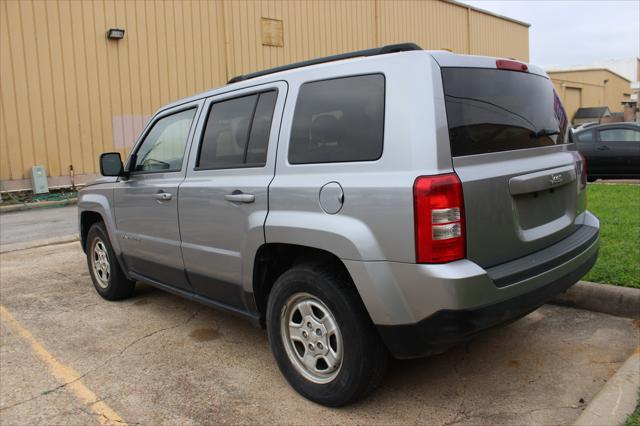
266,263 -> 388,406
86,222 -> 135,300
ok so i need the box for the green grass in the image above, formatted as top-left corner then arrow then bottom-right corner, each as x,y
583,183 -> 640,288
625,391 -> 640,426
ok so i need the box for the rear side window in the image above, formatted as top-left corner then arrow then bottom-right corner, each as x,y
599,128 -> 640,142
197,91 -> 277,169
442,68 -> 569,157
289,74 -> 385,164
247,91 -> 278,164
575,131 -> 594,143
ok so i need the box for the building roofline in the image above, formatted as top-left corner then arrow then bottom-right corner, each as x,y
446,0 -> 531,28
546,67 -> 631,83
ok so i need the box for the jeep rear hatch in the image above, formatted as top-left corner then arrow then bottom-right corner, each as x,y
441,65 -> 586,268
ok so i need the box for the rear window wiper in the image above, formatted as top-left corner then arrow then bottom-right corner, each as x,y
530,129 -> 560,138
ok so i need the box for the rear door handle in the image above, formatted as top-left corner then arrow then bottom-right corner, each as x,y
224,192 -> 255,203
597,145 -> 609,150
153,192 -> 172,201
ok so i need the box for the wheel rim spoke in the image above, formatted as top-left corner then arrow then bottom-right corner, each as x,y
301,350 -> 317,371
296,300 -> 313,318
323,350 -> 339,371
322,316 -> 338,335
288,322 -> 305,342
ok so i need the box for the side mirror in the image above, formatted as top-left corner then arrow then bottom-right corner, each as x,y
100,152 -> 123,177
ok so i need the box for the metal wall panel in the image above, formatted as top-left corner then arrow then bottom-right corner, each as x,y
563,87 -> 583,121
0,0 -> 528,189
468,8 -> 529,61
222,0 -> 377,79
549,70 -> 631,114
377,0 -> 469,53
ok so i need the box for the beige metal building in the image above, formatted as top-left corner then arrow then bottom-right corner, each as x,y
548,68 -> 633,123
0,0 -> 530,191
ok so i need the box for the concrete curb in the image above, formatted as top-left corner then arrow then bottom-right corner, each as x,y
574,348 -> 640,426
0,234 -> 80,254
0,198 -> 77,213
551,281 -> 640,319
594,179 -> 639,185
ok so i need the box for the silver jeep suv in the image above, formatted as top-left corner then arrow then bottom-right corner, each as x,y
79,43 -> 599,406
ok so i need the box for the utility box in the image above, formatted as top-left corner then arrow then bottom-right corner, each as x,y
31,165 -> 49,194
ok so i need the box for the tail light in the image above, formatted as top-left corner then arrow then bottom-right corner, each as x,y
413,173 -> 465,263
578,152 -> 587,190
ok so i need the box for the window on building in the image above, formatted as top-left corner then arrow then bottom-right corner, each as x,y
599,128 -> 640,143
197,91 -> 277,169
288,74 -> 385,164
133,108 -> 197,172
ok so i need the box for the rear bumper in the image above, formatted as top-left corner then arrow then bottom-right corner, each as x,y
377,244 -> 596,358
343,211 -> 599,359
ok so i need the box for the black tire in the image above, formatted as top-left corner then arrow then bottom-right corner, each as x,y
266,262 -> 388,406
85,222 -> 135,300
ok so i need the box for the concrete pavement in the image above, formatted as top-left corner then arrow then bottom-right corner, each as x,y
0,242 -> 638,425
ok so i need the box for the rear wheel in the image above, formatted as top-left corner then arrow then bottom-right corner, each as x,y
266,263 -> 388,406
86,222 -> 135,300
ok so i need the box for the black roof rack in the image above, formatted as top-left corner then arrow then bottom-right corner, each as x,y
227,42 -> 422,84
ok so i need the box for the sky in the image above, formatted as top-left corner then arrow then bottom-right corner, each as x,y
459,0 -> 640,68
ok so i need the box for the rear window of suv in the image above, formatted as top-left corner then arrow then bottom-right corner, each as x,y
289,74 -> 385,164
442,68 -> 569,157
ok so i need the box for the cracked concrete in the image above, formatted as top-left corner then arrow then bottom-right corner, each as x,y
1,242 -> 638,425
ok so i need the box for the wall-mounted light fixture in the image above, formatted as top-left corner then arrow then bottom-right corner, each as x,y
106,28 -> 125,40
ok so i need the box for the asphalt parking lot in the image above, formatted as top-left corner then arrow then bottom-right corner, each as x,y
0,206 -> 78,252
1,242 -> 638,425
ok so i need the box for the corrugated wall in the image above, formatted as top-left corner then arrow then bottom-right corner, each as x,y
1,0 -> 227,187
377,1 -> 469,53
0,0 -> 529,190
223,0 -> 378,78
468,8 -> 528,61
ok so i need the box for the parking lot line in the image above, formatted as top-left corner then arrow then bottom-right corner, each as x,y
0,305 -> 127,426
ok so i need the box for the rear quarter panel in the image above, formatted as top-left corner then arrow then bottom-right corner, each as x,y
265,52 -> 453,262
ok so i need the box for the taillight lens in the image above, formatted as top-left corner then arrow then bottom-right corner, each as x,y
413,173 -> 466,263
578,152 -> 587,190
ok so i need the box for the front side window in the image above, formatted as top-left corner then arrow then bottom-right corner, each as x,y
288,74 -> 385,164
134,108 -> 197,172
575,130 -> 593,143
599,128 -> 640,142
197,90 -> 277,169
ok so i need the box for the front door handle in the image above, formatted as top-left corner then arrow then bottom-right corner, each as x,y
153,192 -> 172,201
224,192 -> 255,203
597,145 -> 610,150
